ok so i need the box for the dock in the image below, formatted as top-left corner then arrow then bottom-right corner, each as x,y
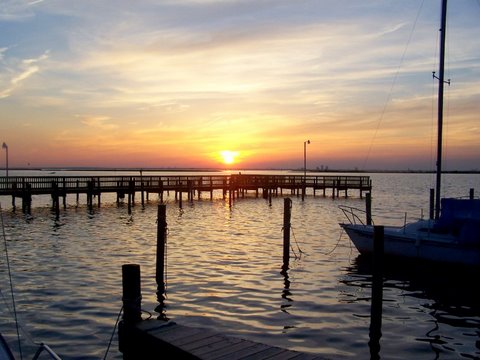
0,174 -> 371,213
120,320 -> 329,360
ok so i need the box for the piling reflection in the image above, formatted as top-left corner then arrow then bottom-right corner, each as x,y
341,254 -> 480,359
280,267 -> 293,312
280,263 -> 299,333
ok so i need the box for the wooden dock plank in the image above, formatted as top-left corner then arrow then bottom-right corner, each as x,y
121,320 -> 332,360
232,346 -> 286,360
148,324 -> 208,342
182,334 -> 240,352
172,329 -> 221,347
266,351 -> 319,360
190,337 -> 246,357
211,342 -> 271,360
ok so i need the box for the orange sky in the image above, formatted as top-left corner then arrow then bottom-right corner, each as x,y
1,1 -> 479,171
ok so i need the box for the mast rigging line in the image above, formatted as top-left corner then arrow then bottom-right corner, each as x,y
362,0 -> 426,171
1,204 -> 23,360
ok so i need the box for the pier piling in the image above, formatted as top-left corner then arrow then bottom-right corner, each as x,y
282,198 -> 292,271
119,263 -> 143,358
122,264 -> 142,324
369,225 -> 384,360
429,189 -> 435,220
155,204 -> 167,318
366,193 -> 372,226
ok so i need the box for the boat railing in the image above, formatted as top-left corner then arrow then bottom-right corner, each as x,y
338,205 -> 372,226
32,343 -> 62,360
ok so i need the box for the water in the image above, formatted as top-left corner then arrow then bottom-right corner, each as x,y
0,170 -> 479,359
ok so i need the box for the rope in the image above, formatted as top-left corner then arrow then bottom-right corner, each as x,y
290,226 -> 305,258
322,231 -> 344,256
284,223 -> 349,259
141,309 -> 153,320
290,243 -> 298,259
102,306 -> 123,360
1,204 -> 23,360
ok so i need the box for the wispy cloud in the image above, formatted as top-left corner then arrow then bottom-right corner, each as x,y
0,47 -> 7,60
0,0 -> 42,21
79,115 -> 119,130
0,50 -> 49,99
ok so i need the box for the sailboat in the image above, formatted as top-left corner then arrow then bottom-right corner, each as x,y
339,0 -> 480,267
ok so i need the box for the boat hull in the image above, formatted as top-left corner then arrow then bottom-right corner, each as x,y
0,333 -> 14,360
340,223 -> 480,266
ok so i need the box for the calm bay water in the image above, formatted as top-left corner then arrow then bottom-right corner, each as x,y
1,170 -> 479,359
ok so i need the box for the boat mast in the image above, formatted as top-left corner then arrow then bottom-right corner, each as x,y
434,0 -> 448,219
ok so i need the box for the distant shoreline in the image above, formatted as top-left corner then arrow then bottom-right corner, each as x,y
3,167 -> 480,175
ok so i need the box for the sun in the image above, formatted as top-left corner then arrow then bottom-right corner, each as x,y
220,150 -> 239,165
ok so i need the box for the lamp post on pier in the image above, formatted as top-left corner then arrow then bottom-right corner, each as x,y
2,142 -> 8,178
302,140 -> 310,201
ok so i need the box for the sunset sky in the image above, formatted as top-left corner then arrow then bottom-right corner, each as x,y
1,0 -> 479,170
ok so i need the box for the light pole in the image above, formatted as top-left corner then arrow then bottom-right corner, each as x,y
2,142 -> 8,178
303,140 -> 310,201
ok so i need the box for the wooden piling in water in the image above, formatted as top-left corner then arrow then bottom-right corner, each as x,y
470,188 -> 474,200
127,185 -> 132,215
51,181 -> 60,218
369,225 -> 384,360
122,264 -> 142,324
159,180 -> 164,203
187,180 -> 193,203
22,183 -> 32,214
366,193 -> 372,226
118,263 -> 143,357
87,180 -> 94,210
76,180 -> 80,204
283,198 -> 292,271
156,204 -> 167,303
429,188 -> 435,220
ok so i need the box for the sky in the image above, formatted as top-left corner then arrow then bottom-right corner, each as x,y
1,0 -> 479,171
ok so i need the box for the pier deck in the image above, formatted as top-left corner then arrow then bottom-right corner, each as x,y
120,320 -> 329,360
0,174 -> 371,212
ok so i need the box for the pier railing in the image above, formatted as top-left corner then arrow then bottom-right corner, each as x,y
0,174 -> 371,195
0,174 -> 371,214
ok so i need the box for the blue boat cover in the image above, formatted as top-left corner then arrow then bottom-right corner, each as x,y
438,198 -> 480,245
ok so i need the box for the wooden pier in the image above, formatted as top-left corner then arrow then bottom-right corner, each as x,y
0,174 -> 371,213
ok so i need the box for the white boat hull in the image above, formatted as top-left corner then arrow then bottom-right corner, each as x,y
340,223 -> 480,266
